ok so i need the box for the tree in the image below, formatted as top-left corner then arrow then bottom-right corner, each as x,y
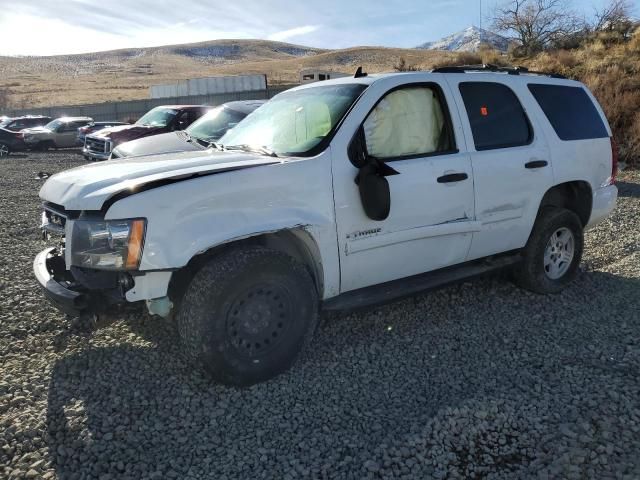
592,0 -> 634,36
492,0 -> 582,54
393,57 -> 420,72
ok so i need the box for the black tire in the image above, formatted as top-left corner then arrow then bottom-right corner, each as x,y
513,207 -> 584,294
177,246 -> 318,386
0,143 -> 10,158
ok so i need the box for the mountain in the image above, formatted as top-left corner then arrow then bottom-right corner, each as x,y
417,26 -> 511,52
0,41 -> 457,108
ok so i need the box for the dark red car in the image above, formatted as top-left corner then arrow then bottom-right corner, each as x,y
82,105 -> 210,160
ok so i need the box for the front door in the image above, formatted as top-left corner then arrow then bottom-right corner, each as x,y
331,79 -> 477,293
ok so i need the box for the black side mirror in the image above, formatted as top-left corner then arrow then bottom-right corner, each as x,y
356,168 -> 392,221
348,126 -> 399,221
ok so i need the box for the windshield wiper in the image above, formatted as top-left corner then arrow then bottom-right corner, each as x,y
224,144 -> 278,158
192,136 -> 224,150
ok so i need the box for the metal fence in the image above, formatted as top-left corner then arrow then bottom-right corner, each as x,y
5,85 -> 296,122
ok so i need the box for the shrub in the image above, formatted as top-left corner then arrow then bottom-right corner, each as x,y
583,68 -> 640,164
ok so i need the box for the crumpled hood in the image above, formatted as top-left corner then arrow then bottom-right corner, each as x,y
113,131 -> 203,158
39,149 -> 283,211
92,124 -> 165,146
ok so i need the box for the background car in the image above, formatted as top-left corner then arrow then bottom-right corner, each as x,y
83,105 -> 210,160
0,115 -> 52,131
22,117 -> 93,150
0,128 -> 27,157
110,100 -> 266,159
77,121 -> 130,146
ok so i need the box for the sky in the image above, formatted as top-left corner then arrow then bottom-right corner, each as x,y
0,0 -> 635,56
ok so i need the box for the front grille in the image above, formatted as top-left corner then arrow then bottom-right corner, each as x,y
85,136 -> 111,154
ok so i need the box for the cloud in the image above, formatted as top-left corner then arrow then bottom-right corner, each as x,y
267,25 -> 321,42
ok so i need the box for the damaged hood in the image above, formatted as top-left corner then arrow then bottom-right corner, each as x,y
91,124 -> 166,146
39,149 -> 282,211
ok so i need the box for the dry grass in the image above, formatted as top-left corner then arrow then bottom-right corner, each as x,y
0,40 -> 454,108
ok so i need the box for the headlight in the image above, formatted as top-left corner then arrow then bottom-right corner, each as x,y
71,218 -> 146,270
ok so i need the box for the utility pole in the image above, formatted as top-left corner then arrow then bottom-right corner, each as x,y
479,0 -> 483,43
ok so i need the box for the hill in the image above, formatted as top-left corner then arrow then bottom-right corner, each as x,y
0,39 -> 457,108
417,26 -> 511,52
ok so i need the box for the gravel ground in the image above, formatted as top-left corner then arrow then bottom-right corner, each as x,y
1,150 -> 639,480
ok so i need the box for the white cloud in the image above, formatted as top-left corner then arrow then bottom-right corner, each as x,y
0,13 -> 254,56
267,25 -> 321,42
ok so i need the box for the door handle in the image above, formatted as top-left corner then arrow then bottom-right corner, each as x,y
525,160 -> 548,169
437,172 -> 468,183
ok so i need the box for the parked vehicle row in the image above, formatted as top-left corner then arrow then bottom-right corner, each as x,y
110,100 -> 265,159
34,67 -> 618,385
1,100 -> 265,160
83,105 -> 211,161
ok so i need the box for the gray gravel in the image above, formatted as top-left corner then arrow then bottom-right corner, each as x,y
1,150 -> 639,480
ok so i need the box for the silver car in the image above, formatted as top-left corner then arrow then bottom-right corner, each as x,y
23,117 -> 93,150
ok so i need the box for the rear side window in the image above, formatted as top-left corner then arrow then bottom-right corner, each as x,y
528,84 -> 608,141
459,82 -> 532,151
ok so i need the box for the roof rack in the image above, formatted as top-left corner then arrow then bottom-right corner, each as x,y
431,64 -> 566,79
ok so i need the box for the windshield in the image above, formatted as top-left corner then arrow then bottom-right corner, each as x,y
0,118 -> 10,128
219,84 -> 367,156
136,107 -> 178,127
44,119 -> 63,131
186,106 -> 247,141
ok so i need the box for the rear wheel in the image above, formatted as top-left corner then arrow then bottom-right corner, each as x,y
0,143 -> 9,158
177,246 -> 318,386
513,207 -> 583,294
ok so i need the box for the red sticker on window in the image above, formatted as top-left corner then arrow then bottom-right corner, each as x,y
480,106 -> 489,116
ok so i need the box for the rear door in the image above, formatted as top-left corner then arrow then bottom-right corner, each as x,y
446,77 -> 554,260
332,78 -> 477,292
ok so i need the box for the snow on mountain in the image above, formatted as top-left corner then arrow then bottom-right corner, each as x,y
416,26 -> 511,52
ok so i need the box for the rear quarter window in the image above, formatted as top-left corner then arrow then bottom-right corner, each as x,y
527,84 -> 608,141
459,82 -> 532,151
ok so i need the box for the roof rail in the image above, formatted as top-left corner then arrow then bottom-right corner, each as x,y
431,64 -> 566,79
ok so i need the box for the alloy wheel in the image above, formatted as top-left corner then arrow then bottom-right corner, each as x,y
543,227 -> 575,280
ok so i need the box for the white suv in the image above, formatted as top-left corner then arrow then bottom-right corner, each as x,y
34,66 -> 618,385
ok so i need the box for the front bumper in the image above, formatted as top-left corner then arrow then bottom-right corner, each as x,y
33,247 -> 88,316
586,184 -> 618,230
24,136 -> 45,145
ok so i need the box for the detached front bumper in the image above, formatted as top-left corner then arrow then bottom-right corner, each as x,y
33,247 -> 88,316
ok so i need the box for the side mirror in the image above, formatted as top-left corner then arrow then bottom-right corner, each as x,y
356,169 -> 392,221
348,126 -> 398,221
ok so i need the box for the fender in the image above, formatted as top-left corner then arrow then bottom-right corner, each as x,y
105,150 -> 342,299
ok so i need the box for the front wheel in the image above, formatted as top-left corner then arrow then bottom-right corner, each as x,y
513,207 -> 584,294
177,246 -> 318,386
0,143 -> 9,158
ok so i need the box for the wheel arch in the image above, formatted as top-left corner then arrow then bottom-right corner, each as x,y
537,180 -> 593,227
167,227 -> 325,304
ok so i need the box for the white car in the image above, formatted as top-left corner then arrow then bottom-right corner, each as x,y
34,67 -> 618,385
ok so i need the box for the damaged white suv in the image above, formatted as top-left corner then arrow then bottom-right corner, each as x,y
34,67 -> 618,385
